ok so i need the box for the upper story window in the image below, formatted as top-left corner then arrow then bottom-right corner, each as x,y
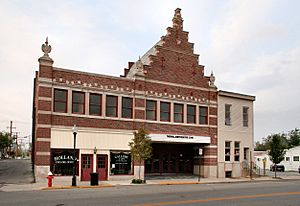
89,93 -> 102,116
293,156 -> 299,161
160,102 -> 170,122
243,107 -> 249,127
72,91 -> 85,114
174,103 -> 183,123
106,95 -> 118,117
199,106 -> 208,125
225,141 -> 231,161
225,104 -> 232,126
187,105 -> 196,124
122,97 -> 133,119
54,89 -> 67,113
146,100 -> 157,121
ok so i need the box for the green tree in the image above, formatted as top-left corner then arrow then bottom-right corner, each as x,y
287,128 -> 300,148
268,134 -> 286,178
255,133 -> 288,151
129,128 -> 152,180
0,132 -> 11,158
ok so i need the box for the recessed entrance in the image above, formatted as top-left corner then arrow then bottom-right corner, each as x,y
145,143 -> 198,175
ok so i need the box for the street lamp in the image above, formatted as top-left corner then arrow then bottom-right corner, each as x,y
72,125 -> 78,186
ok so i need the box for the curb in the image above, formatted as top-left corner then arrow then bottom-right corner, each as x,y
159,181 -> 203,185
41,184 -> 114,190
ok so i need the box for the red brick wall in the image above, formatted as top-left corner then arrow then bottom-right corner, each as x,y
38,100 -> 51,111
39,65 -> 53,79
35,155 -> 50,165
134,110 -> 145,120
36,141 -> 50,152
135,98 -> 145,107
36,128 -> 51,138
38,86 -> 52,98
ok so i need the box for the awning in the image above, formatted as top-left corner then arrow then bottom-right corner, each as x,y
148,134 -> 211,144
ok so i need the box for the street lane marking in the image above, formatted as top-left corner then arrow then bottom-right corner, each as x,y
134,191 -> 300,206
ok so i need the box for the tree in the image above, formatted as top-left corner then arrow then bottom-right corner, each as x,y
0,132 -> 12,159
287,128 -> 300,148
255,133 -> 288,151
268,134 -> 286,178
129,128 -> 152,181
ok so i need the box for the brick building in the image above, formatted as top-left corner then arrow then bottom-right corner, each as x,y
32,8 -> 254,181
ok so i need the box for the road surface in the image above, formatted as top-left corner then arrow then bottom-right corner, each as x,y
0,179 -> 299,205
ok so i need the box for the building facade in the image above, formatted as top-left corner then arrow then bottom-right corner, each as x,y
217,91 -> 255,178
32,8 -> 254,181
255,146 -> 300,172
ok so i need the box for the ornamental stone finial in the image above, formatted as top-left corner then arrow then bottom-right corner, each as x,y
42,37 -> 52,57
38,36 -> 53,66
209,71 -> 216,88
172,8 -> 183,30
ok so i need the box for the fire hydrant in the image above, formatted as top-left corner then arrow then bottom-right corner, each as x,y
47,171 -> 54,187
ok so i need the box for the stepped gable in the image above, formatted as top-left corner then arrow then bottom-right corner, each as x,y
124,8 -> 210,88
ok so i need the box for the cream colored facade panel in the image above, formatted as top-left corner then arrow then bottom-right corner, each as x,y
51,128 -> 134,150
218,94 -> 254,177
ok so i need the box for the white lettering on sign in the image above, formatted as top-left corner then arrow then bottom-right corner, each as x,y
149,134 -> 211,144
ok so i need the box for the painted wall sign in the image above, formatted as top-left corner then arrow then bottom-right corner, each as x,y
149,134 -> 211,144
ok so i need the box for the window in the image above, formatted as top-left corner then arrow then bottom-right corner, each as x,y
244,147 -> 249,160
160,102 -> 170,122
110,152 -> 132,175
72,91 -> 85,114
187,105 -> 196,124
199,106 -> 208,125
225,141 -> 231,161
234,142 -> 240,161
106,95 -> 118,117
54,89 -> 67,113
122,97 -> 133,118
286,157 -> 290,161
174,103 -> 183,123
243,107 -> 249,127
146,100 -> 157,120
293,156 -> 299,161
89,93 -> 102,116
97,156 -> 106,169
225,104 -> 232,125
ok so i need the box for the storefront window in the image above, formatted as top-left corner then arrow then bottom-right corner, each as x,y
51,150 -> 78,176
110,152 -> 132,175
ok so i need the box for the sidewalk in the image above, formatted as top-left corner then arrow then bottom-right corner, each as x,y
1,175 -> 300,192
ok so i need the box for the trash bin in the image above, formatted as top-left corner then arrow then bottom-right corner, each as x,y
90,172 -> 99,186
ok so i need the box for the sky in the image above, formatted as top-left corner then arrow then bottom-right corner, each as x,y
0,0 -> 299,143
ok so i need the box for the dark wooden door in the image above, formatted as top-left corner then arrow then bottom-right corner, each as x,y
81,154 -> 93,181
96,155 -> 108,180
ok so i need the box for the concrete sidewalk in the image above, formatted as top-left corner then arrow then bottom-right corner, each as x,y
1,175 -> 300,192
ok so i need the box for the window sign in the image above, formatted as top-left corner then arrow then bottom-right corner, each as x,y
110,152 -> 132,175
52,150 -> 77,176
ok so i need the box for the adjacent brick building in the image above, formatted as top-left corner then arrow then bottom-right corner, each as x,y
32,8 -> 254,181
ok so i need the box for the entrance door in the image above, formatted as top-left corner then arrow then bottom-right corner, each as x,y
81,154 -> 93,181
96,155 -> 108,180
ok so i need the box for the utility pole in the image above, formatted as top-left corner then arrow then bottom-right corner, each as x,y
7,121 -> 16,155
15,133 -> 18,157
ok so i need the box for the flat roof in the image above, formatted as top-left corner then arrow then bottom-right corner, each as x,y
218,90 -> 256,101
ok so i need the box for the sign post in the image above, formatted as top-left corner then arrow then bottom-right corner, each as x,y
198,148 -> 203,182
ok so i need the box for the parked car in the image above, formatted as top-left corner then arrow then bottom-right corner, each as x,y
270,164 -> 285,172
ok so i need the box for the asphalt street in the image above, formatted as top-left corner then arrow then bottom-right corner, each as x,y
0,180 -> 300,206
0,158 -> 34,185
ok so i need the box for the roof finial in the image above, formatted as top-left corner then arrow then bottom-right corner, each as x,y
172,8 -> 183,30
209,71 -> 216,88
42,36 -> 51,57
